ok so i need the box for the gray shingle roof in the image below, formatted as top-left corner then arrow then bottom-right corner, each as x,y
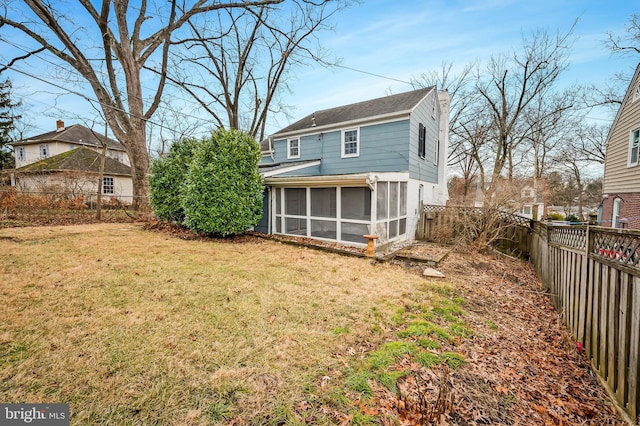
13,124 -> 125,151
14,147 -> 131,176
273,87 -> 434,136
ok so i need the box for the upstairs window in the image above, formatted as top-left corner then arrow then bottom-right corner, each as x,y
16,146 -> 25,161
630,129 -> 639,167
287,138 -> 300,159
341,128 -> 359,158
433,138 -> 440,165
634,83 -> 640,102
418,123 -> 426,159
39,144 -> 49,159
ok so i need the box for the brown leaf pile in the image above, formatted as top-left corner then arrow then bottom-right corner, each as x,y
381,248 -> 628,425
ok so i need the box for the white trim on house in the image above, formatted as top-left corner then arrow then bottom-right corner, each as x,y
341,128 -> 360,158
287,138 -> 300,159
261,160 -> 321,178
629,128 -> 639,167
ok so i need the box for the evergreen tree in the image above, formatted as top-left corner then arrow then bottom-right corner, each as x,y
0,78 -> 20,170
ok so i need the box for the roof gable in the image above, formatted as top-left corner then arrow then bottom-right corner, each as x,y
14,147 -> 131,176
273,87 -> 434,136
13,124 -> 125,151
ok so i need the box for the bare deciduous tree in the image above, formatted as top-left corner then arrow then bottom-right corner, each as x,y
0,0 -> 283,209
163,1 -> 342,141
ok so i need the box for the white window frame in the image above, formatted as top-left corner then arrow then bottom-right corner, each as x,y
103,176 -> 115,195
629,129 -> 639,167
39,144 -> 49,159
287,138 -> 300,159
433,138 -> 439,166
634,83 -> 640,102
16,146 -> 25,161
341,128 -> 360,158
612,198 -> 622,228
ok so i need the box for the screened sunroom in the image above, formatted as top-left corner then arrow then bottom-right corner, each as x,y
265,174 -> 411,247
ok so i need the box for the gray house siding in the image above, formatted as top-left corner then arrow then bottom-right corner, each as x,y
408,92 -> 440,183
270,120 -> 411,176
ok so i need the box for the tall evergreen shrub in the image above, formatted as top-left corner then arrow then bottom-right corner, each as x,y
149,138 -> 199,223
182,129 -> 263,236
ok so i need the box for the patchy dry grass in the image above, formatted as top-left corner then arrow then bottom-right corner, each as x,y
0,223 -> 457,424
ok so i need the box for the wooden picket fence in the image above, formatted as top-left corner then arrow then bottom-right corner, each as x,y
530,223 -> 640,423
416,204 -> 533,258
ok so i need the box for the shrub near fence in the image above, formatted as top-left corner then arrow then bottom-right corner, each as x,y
531,223 -> 640,423
416,204 -> 533,258
0,189 -> 140,225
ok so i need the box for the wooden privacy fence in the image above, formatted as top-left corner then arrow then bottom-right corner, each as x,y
531,223 -> 640,423
416,204 -> 533,258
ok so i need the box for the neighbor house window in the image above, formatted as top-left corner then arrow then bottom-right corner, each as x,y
39,144 -> 49,159
16,146 -> 25,161
523,206 -> 532,216
635,83 -> 640,102
433,138 -> 440,165
629,129 -> 639,166
418,123 -> 426,159
287,138 -> 300,159
103,177 -> 114,195
341,128 -> 359,158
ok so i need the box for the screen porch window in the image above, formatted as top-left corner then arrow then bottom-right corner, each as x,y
274,186 -> 371,244
288,138 -> 300,159
341,129 -> 359,158
376,181 -> 407,241
630,129 -> 639,166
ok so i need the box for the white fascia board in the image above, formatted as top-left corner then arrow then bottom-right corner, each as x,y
265,171 -> 410,187
261,160 -> 321,178
271,110 -> 411,140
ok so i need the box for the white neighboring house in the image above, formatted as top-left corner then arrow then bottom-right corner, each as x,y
8,121 -> 133,201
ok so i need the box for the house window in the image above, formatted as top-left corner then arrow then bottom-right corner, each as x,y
634,83 -> 640,102
612,198 -> 621,228
523,206 -> 532,216
287,138 -> 300,159
629,129 -> 639,166
418,123 -> 426,159
39,144 -> 49,159
376,181 -> 407,241
103,177 -> 114,195
341,128 -> 359,158
16,146 -> 25,161
433,138 -> 440,165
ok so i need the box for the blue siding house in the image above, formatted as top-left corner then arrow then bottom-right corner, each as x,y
257,87 -> 450,252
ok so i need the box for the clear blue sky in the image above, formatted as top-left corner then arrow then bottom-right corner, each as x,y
271,0 -> 639,132
1,0 -> 638,138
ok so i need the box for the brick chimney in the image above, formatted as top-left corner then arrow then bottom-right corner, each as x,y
56,120 -> 64,132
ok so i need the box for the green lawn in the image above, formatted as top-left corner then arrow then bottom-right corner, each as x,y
0,223 -> 465,425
